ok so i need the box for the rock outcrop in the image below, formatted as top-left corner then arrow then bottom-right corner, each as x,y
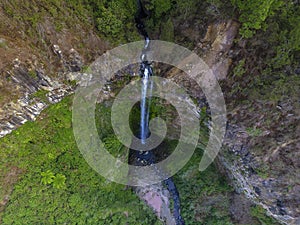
0,47 -> 79,138
0,5 -> 108,137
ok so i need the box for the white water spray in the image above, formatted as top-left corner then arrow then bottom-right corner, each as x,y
140,67 -> 153,144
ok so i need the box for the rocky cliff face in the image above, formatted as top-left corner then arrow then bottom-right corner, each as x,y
0,3 -> 108,137
205,21 -> 299,225
221,91 -> 300,225
165,19 -> 299,224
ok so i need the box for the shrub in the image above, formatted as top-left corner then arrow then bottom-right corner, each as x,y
231,0 -> 284,38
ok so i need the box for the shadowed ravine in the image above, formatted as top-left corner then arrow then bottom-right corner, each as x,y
129,1 -> 184,224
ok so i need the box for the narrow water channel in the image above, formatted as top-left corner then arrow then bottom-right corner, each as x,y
130,1 -> 185,224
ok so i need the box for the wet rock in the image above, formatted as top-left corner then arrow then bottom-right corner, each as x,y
66,48 -> 83,72
163,20 -> 239,104
0,95 -> 47,137
52,45 -> 83,72
36,69 -> 51,87
11,65 -> 39,93
295,67 -> 300,74
47,85 -> 74,104
279,208 -> 287,216
134,184 -> 176,225
162,20 -> 299,223
66,72 -> 93,86
52,44 -> 63,58
0,5 -> 107,139
254,186 -> 261,196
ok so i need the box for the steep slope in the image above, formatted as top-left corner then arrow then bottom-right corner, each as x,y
0,0 -> 109,136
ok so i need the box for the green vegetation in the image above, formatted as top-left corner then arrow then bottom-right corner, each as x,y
160,18 -> 174,42
1,0 -> 140,45
0,92 -> 231,224
230,0 -> 300,104
0,89 -> 278,224
91,0 -> 139,43
89,0 -> 140,43
41,170 -> 66,189
251,205 -> 279,225
2,0 -> 85,32
246,127 -> 263,137
232,59 -> 246,78
143,0 -> 172,33
0,96 -> 161,224
31,89 -> 50,103
255,164 -> 270,179
231,0 -> 284,38
174,149 -> 234,225
28,69 -> 38,79
0,0 -> 298,224
231,0 -> 300,54
0,39 -> 7,49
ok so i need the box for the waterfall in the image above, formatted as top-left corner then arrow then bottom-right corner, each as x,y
133,1 -> 185,224
140,67 -> 149,143
140,66 -> 153,144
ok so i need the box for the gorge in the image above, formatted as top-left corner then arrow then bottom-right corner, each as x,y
0,0 -> 299,224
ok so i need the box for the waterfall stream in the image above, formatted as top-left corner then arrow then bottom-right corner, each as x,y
132,1 -> 185,224
140,65 -> 153,144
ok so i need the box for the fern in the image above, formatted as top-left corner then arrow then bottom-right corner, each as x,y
52,174 -> 66,189
41,170 -> 55,185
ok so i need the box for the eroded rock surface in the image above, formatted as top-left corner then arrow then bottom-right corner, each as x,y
199,19 -> 240,80
0,9 -> 108,137
164,20 -> 299,224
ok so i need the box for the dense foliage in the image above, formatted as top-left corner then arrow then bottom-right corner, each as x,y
231,0 -> 284,38
0,96 -> 161,224
87,0 -> 140,42
1,0 -> 140,45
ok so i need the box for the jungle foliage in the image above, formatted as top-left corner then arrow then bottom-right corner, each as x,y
0,95 -> 232,224
0,96 -> 161,224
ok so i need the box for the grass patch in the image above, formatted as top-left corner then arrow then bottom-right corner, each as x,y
251,205 -> 280,225
30,89 -> 50,103
246,127 -> 263,137
0,39 -> 7,49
